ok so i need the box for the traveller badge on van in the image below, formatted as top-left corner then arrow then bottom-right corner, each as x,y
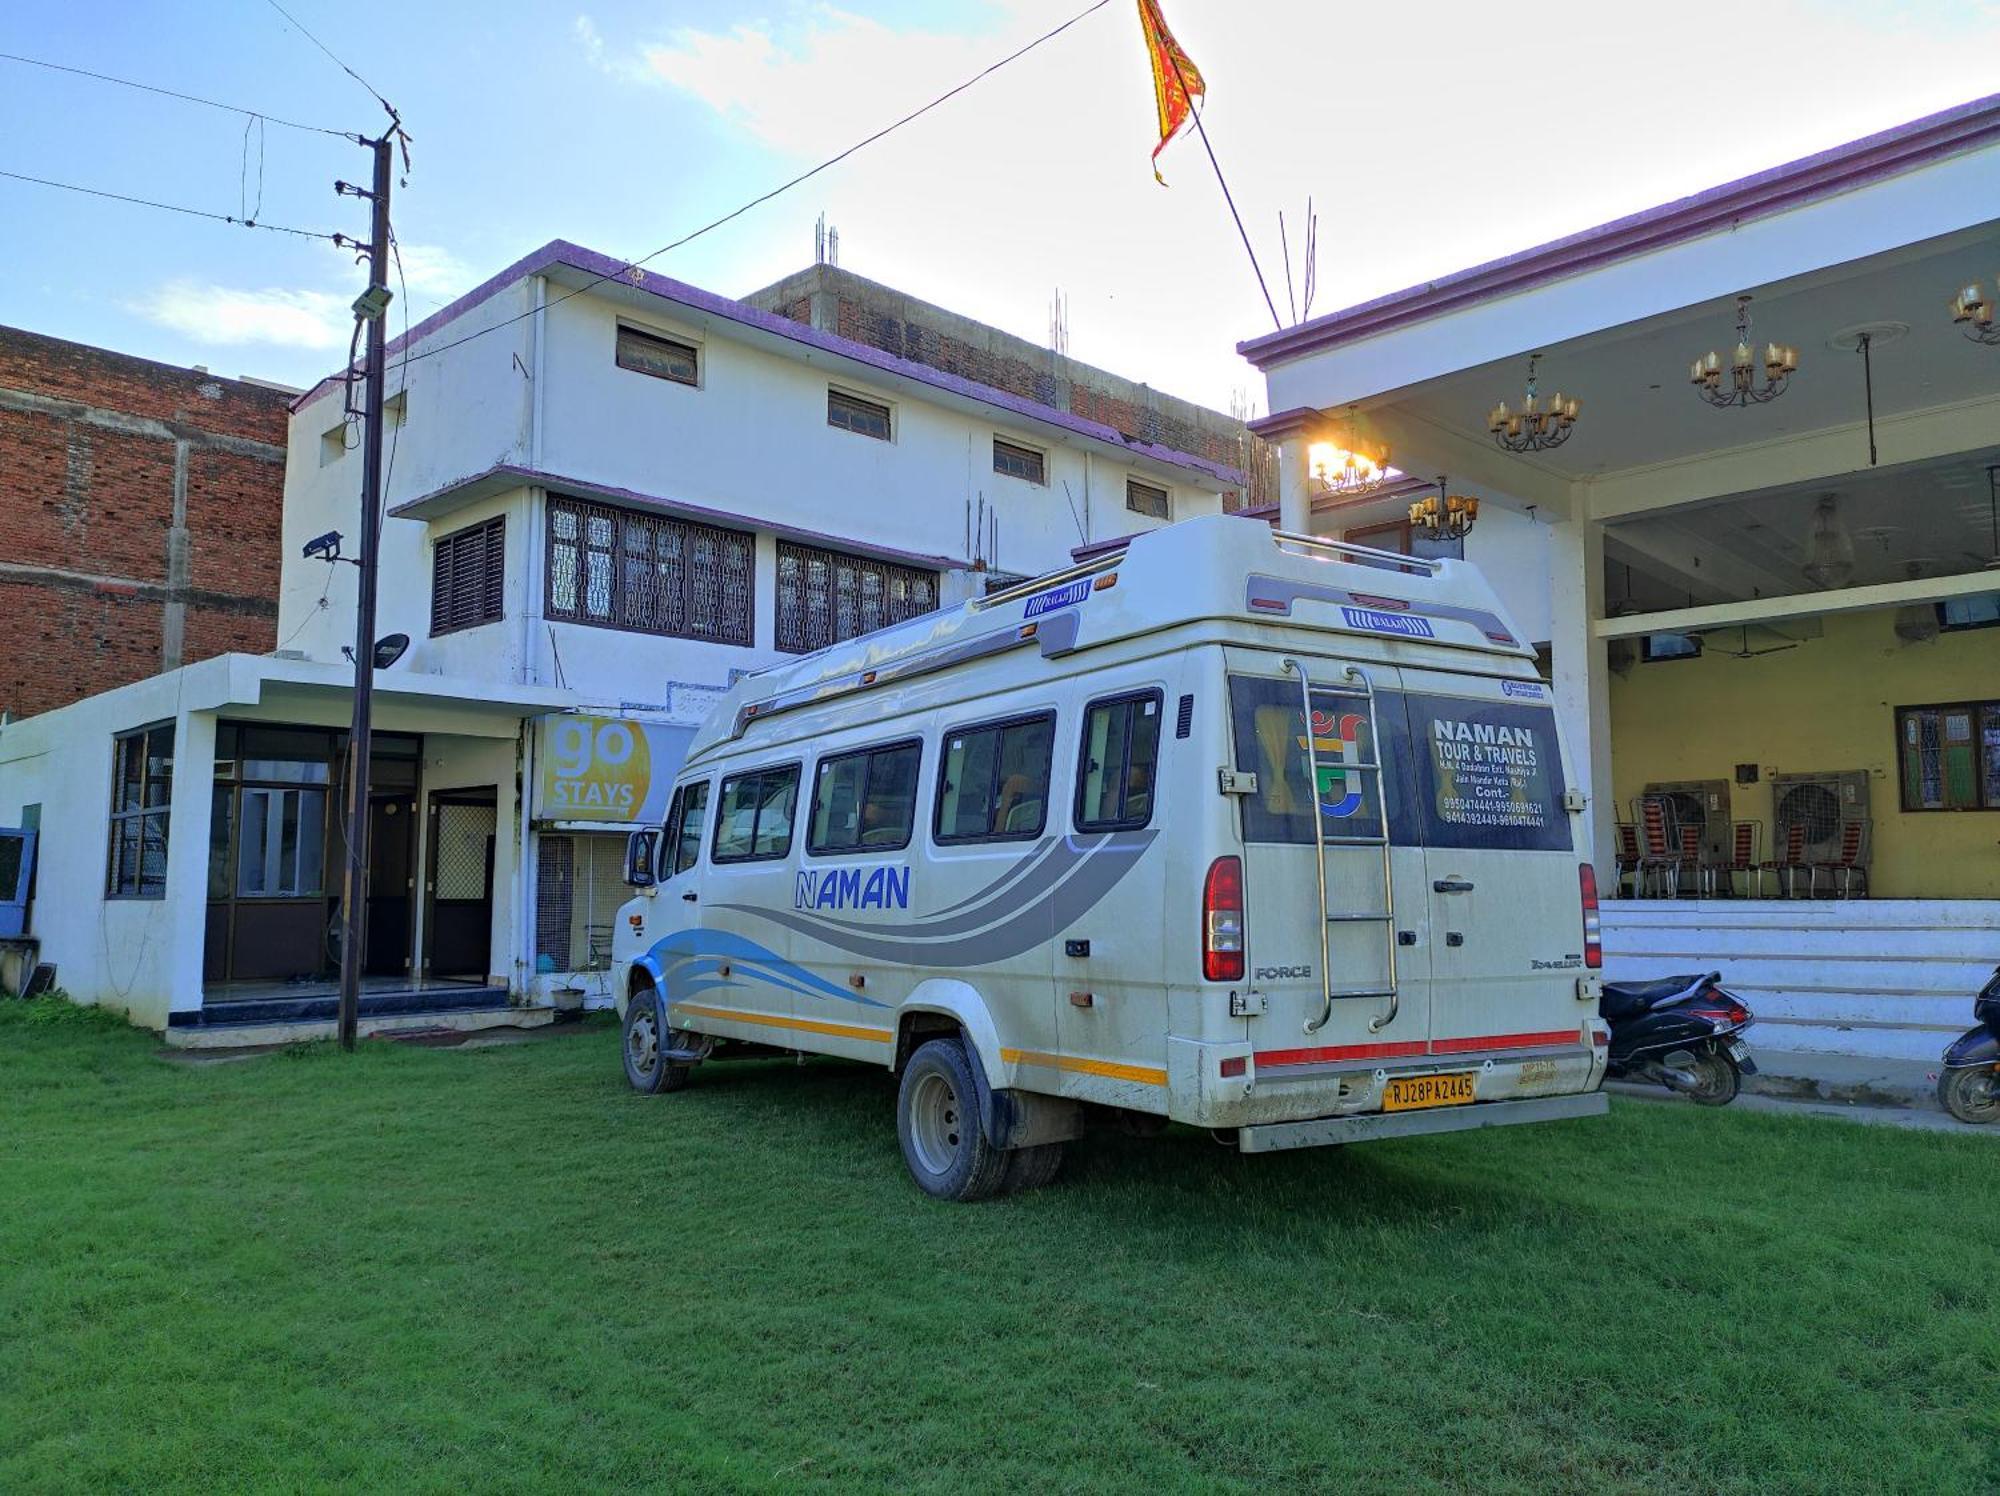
1023,578 -> 1093,619
1302,709 -> 1366,818
1340,605 -> 1435,639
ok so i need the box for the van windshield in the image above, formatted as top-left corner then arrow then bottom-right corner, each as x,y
1227,676 -> 1572,852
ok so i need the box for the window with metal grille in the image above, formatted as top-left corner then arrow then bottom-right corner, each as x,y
107,723 -> 173,898
827,387 -> 892,440
535,832 -> 632,972
774,541 -> 938,655
430,516 -> 505,636
993,438 -> 1045,484
1897,701 -> 2000,811
616,324 -> 698,386
1126,479 -> 1170,520
546,497 -> 753,645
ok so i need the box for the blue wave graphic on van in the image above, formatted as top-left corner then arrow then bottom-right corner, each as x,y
713,829 -> 1156,968
646,927 -> 889,1009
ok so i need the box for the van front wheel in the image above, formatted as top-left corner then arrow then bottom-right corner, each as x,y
896,1038 -> 1009,1202
623,987 -> 691,1095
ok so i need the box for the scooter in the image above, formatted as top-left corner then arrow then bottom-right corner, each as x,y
1600,971 -> 1756,1106
1937,964 -> 2000,1125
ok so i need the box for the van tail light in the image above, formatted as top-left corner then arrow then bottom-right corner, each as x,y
1578,862 -> 1602,970
1202,856 -> 1245,982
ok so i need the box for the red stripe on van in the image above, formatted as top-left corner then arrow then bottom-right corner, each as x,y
1255,1039 -> 1429,1068
1428,1028 -> 1579,1055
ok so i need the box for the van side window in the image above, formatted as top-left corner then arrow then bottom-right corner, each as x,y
810,741 -> 921,855
935,713 -> 1055,843
713,765 -> 800,862
667,780 -> 709,874
1075,691 -> 1162,831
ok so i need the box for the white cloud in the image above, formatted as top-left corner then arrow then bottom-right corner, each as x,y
131,281 -> 350,350
389,242 -> 476,300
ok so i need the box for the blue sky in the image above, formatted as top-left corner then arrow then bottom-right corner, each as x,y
6,1 -> 2000,410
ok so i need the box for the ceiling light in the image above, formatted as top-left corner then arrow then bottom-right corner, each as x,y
1691,294 -> 1797,408
1487,354 -> 1579,452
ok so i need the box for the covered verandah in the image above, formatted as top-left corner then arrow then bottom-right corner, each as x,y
1241,94 -> 2000,1059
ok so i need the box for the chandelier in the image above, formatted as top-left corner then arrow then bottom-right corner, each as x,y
1949,280 -> 2000,346
1487,354 -> 1579,452
1409,475 -> 1478,541
1691,294 -> 1798,407
1308,422 -> 1391,499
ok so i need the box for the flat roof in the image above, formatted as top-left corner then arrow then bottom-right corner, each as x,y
1239,91 -> 2000,370
296,240 -> 1247,489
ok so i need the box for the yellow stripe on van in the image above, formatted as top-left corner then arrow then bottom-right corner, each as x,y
671,1003 -> 893,1046
1002,1047 -> 1167,1087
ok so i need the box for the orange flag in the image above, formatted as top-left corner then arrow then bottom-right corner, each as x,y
1138,0 -> 1205,185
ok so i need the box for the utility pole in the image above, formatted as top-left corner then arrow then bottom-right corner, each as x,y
335,131 -> 394,1052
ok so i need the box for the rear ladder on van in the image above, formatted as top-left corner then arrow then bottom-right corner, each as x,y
1282,658 -> 1400,1036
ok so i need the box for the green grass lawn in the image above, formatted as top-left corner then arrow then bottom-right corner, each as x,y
2,1001 -> 1995,1494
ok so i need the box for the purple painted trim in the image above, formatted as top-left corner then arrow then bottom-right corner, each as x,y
1239,91 -> 2000,369
391,463 -> 973,572
298,240 -> 1248,488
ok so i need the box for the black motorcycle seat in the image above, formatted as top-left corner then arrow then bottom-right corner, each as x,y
1601,972 -> 1715,1019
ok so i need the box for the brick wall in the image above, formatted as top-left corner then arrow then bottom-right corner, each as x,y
0,325 -> 290,720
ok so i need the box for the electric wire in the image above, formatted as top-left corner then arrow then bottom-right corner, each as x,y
0,167 -> 341,239
261,0 -> 395,115
0,51 -> 356,136
396,0 -> 1117,370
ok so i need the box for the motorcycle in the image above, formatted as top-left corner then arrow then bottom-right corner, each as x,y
1600,971 -> 1756,1106
1937,964 -> 2000,1126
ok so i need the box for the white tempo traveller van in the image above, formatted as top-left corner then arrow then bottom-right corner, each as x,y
612,516 -> 1609,1199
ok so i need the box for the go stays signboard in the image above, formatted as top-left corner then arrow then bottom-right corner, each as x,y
533,714 -> 695,825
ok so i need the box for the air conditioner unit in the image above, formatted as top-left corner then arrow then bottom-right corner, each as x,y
1642,779 -> 1733,866
1770,770 -> 1869,862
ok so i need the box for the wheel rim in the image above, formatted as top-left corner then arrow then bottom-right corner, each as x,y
628,1005 -> 660,1078
908,1070 -> 964,1176
1688,1053 -> 1732,1102
1948,1068 -> 2000,1123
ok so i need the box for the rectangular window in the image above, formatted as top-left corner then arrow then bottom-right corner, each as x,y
1225,678 -> 1573,852
810,741 -> 922,855
616,324 -> 699,386
935,714 -> 1055,844
1076,692 -> 1163,831
827,388 -> 892,440
106,724 -> 174,898
1937,594 -> 2000,633
430,515 -> 506,636
235,786 -> 327,897
993,438 -> 1046,485
1897,701 -> 2000,810
774,541 -> 938,654
546,497 -> 753,645
667,780 -> 710,875
713,765 -> 800,863
1126,479 -> 1170,520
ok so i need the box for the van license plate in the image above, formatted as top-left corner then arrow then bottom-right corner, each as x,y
1383,1072 -> 1477,1111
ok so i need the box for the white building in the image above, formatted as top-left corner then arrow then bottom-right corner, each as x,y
0,241 -> 1243,1042
1242,95 -> 2000,1061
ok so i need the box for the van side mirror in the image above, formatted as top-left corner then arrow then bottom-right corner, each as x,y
623,829 -> 661,888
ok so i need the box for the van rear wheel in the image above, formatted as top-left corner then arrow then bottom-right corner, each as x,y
896,1037 -> 1009,1202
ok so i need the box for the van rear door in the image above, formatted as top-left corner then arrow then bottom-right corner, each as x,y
1398,673 -> 1588,1058
1222,652 -> 1432,1068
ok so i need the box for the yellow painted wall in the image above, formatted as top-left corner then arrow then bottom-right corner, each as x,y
1609,606 -> 2000,898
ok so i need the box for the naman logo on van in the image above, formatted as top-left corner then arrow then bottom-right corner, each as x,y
1023,579 -> 1093,619
1340,605 -> 1435,639
794,865 -> 911,912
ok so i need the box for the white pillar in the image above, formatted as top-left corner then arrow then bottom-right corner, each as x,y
1277,435 -> 1311,533
1549,515 -> 1615,883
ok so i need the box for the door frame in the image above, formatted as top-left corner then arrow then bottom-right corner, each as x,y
422,786 -> 499,984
